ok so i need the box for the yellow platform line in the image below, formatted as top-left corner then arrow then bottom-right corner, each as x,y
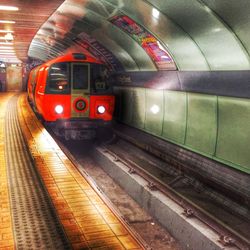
0,93 -> 15,250
18,93 -> 143,250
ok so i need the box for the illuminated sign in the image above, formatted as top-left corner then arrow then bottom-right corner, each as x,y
110,15 -> 176,70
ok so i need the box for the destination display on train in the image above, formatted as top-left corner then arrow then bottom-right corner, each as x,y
110,14 -> 176,70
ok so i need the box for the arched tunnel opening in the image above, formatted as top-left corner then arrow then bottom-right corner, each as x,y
0,1 -> 249,249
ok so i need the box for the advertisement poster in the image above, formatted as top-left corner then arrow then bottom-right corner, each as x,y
110,15 -> 176,70
74,32 -> 123,72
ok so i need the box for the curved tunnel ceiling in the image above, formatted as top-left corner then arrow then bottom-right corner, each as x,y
0,0 -> 64,63
28,0 -> 250,71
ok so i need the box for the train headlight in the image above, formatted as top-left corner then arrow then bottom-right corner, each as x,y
97,105 -> 105,114
55,105 -> 64,114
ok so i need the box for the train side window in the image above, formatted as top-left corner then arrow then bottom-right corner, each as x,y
47,62 -> 70,94
72,64 -> 88,90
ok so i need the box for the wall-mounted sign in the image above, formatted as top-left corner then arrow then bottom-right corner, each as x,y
74,32 -> 123,72
110,15 -> 176,70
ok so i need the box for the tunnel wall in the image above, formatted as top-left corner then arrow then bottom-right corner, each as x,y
114,86 -> 250,174
6,66 -> 23,92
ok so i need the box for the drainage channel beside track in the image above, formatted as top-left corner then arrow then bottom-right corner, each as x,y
94,130 -> 250,250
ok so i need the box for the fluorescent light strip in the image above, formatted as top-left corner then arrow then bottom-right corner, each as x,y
0,47 -> 14,49
0,30 -> 14,33
0,50 -> 15,53
0,37 -> 14,40
0,20 -> 15,24
0,57 -> 16,59
0,53 -> 16,55
5,33 -> 13,40
0,52 -> 15,54
0,58 -> 17,60
152,8 -> 160,19
0,42 -> 13,45
0,6 -> 19,11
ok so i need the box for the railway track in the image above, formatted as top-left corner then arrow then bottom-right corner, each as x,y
46,123 -> 250,250
100,133 -> 250,250
47,132 -> 181,249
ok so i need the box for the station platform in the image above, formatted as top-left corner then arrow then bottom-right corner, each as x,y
0,93 -> 143,250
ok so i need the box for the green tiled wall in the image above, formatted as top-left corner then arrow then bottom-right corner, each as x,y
114,86 -> 250,174
132,88 -> 146,129
162,91 -> 186,144
216,97 -> 250,172
185,93 -> 217,156
145,89 -> 164,136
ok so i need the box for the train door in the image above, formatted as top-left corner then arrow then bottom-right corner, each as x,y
31,67 -> 39,105
71,63 -> 90,118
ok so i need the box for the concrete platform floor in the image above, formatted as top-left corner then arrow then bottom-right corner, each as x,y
0,92 -> 144,250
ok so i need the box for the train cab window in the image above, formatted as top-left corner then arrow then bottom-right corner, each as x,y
72,64 -> 89,90
91,64 -> 111,94
46,62 -> 70,94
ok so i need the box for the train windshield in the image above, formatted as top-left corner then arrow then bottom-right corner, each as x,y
91,64 -> 112,94
47,62 -> 70,94
72,64 -> 88,90
46,62 -> 112,95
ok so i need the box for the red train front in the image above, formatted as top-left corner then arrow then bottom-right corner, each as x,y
27,53 -> 115,139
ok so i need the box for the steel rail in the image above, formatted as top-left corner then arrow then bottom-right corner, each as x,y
102,144 -> 250,250
49,134 -> 151,250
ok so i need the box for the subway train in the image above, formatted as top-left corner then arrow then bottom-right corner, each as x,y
27,53 -> 115,139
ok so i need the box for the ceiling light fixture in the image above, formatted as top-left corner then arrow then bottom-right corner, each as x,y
4,33 -> 14,41
0,33 -> 14,41
150,105 -> 160,114
0,5 -> 19,11
152,8 -> 160,19
0,51 -> 15,54
0,30 -> 14,33
0,46 -> 14,49
0,50 -> 15,53
0,49 -> 14,51
0,20 -> 15,24
0,53 -> 16,56
0,56 -> 17,58
0,42 -> 13,45
204,6 -> 212,13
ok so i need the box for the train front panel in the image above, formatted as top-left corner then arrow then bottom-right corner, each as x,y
28,53 -> 115,139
